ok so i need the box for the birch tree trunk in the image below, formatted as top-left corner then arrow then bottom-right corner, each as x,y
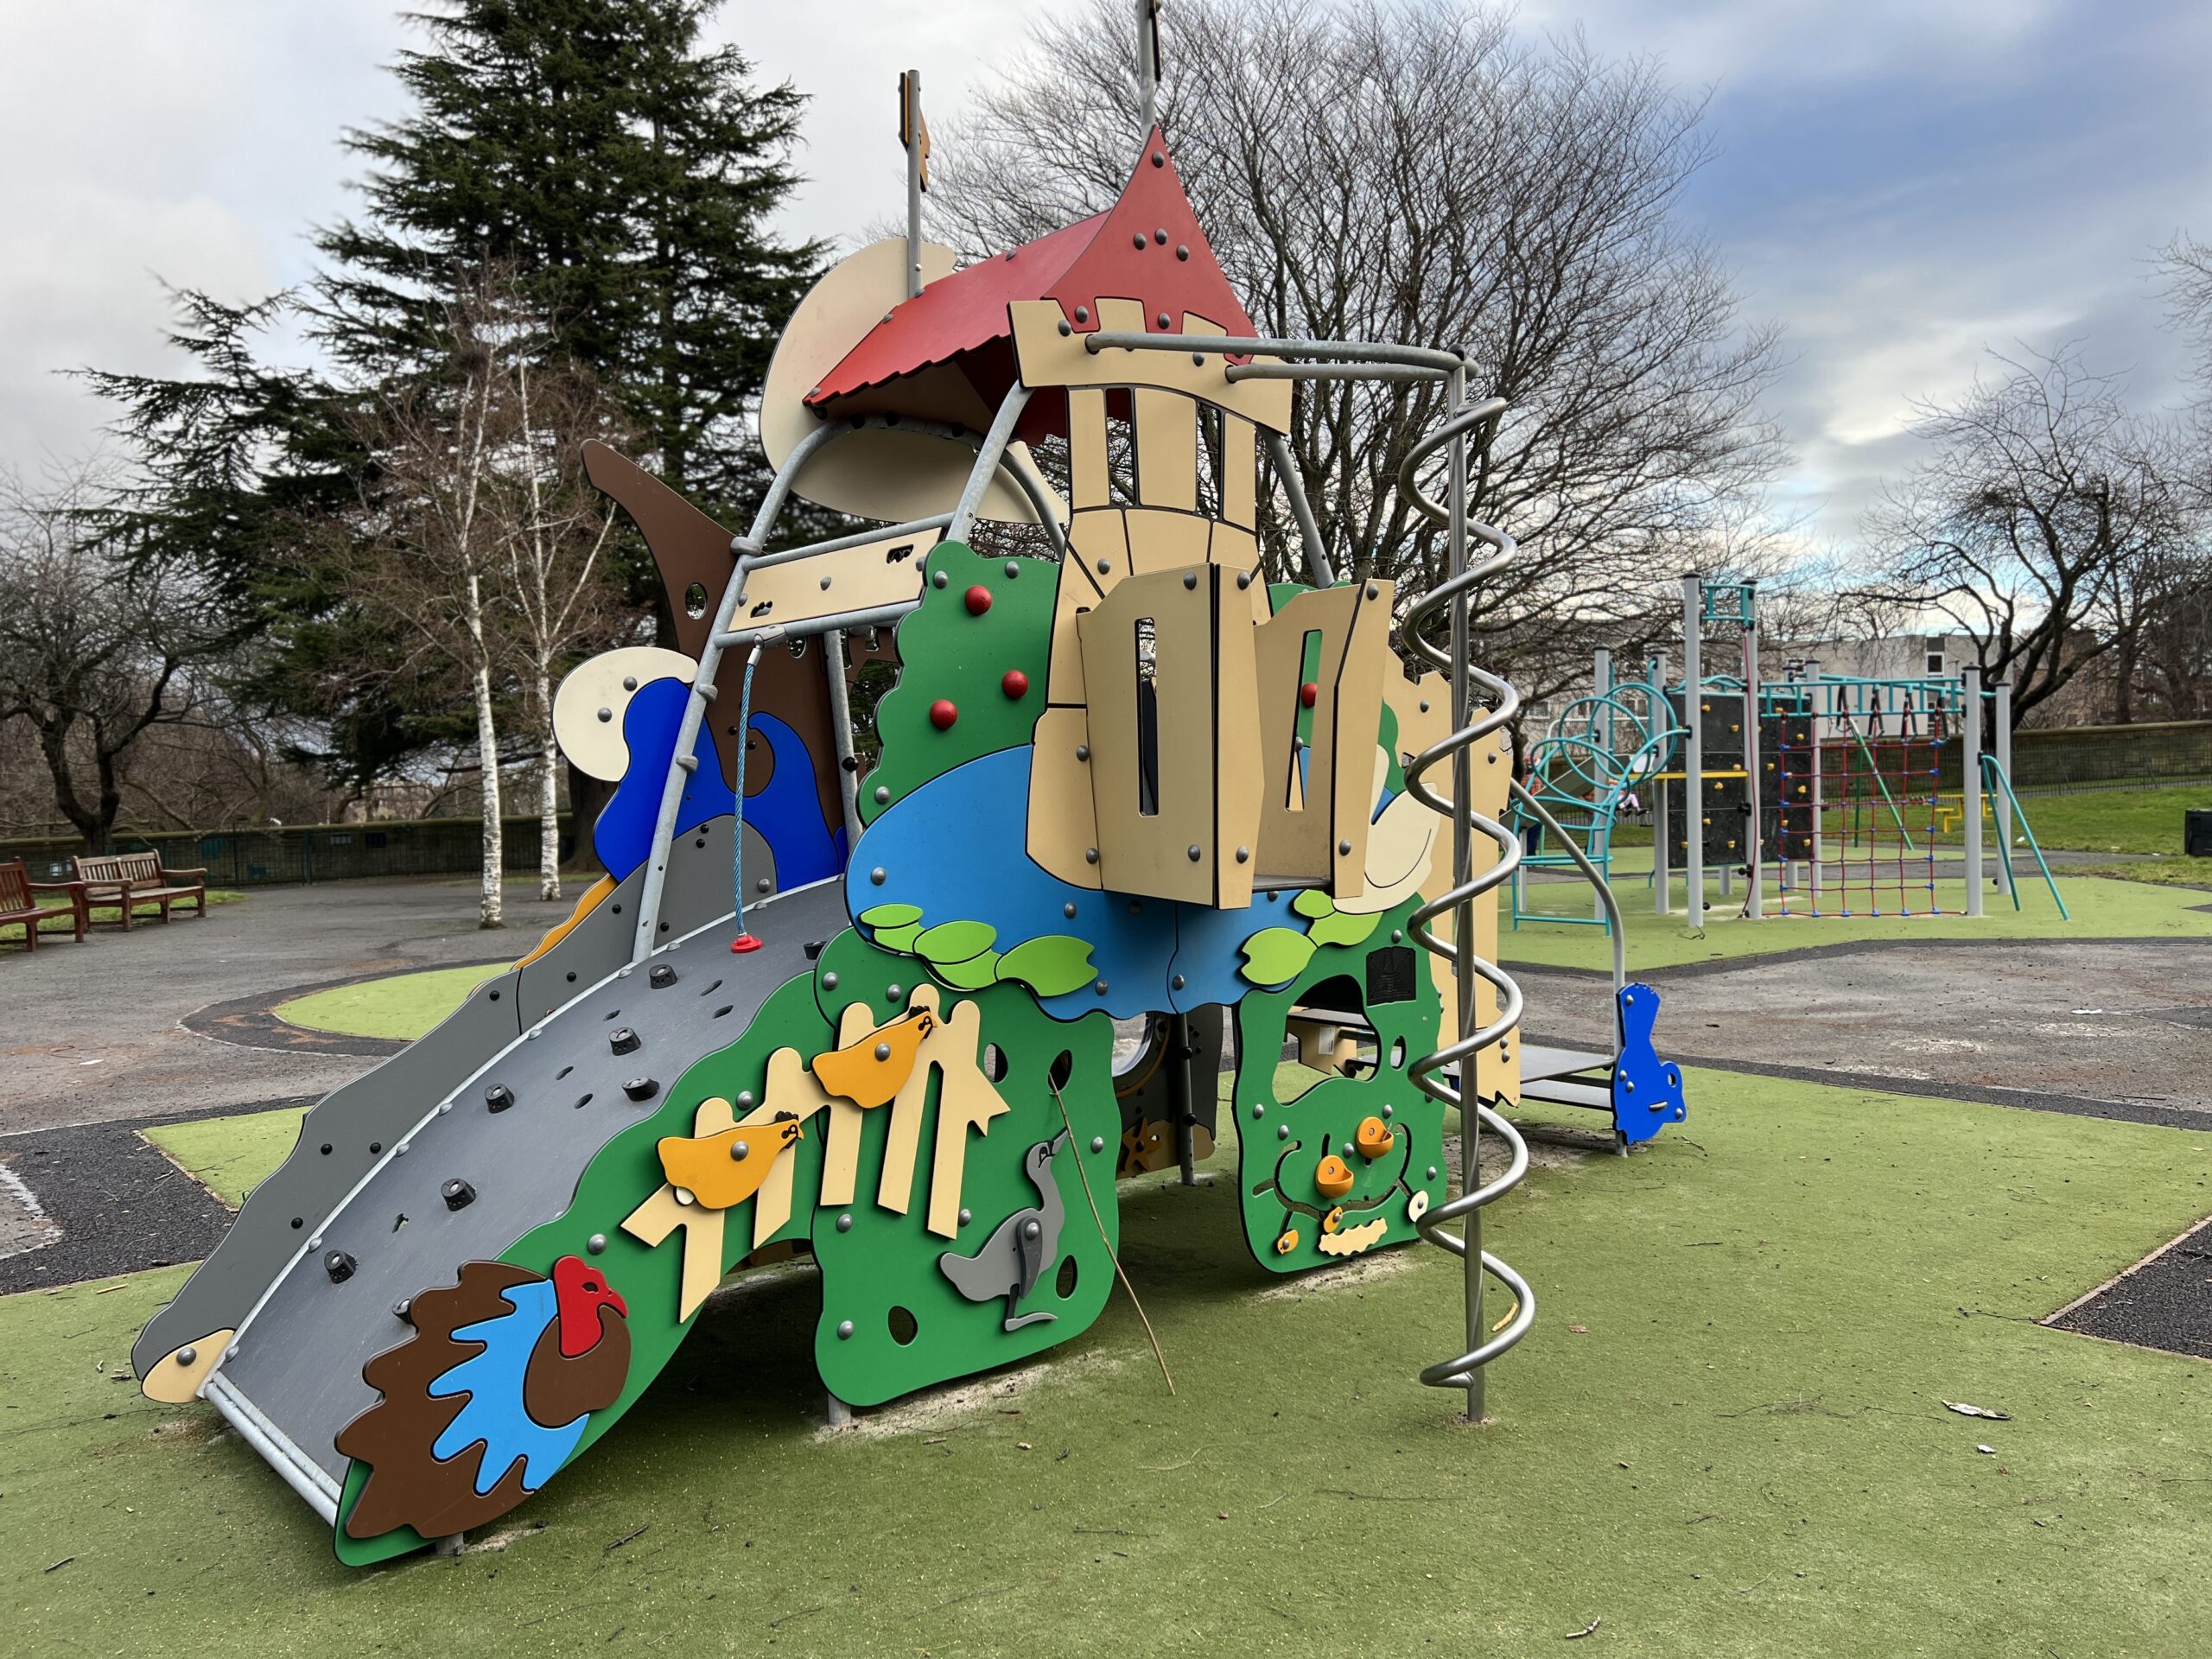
537,665 -> 561,900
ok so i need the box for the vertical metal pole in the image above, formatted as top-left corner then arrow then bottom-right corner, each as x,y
823,627 -> 864,850
1743,591 -> 1763,920
1651,652 -> 1670,914
1167,1010 -> 1197,1185
1809,671 -> 1826,905
1681,575 -> 1703,920
1961,665 -> 1984,918
1135,0 -> 1160,132
1993,678 -> 2013,871
902,72 -> 925,301
1592,647 -> 1612,923
1446,365 -> 1483,1424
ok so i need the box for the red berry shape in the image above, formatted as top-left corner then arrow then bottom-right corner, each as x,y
964,584 -> 994,616
1300,681 -> 1319,709
1001,669 -> 1029,700
929,698 -> 959,731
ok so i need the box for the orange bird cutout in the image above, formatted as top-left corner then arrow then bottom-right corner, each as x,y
810,1009 -> 938,1109
658,1115 -> 804,1211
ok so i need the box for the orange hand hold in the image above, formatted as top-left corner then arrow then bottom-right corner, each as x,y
1354,1116 -> 1395,1160
1314,1154 -> 1355,1199
658,1115 -> 804,1210
810,1009 -> 937,1108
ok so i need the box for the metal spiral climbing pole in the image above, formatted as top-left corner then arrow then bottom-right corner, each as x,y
1399,379 -> 1535,1422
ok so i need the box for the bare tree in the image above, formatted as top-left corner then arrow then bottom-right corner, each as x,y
1866,345 -> 2192,728
334,274 -> 529,927
931,0 -> 1785,702
493,354 -> 629,900
0,466 -> 240,847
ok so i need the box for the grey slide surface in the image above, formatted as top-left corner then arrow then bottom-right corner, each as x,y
214,875 -> 842,1487
133,816 -> 772,1381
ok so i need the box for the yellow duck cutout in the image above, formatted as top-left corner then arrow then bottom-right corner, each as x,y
810,1008 -> 938,1109
658,1114 -> 804,1210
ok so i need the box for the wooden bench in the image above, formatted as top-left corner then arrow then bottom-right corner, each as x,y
73,851 -> 209,930
0,859 -> 90,951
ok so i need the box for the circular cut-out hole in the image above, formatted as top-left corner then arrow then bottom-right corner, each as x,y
888,1305 -> 918,1346
683,582 -> 709,618
1056,1255 -> 1079,1299
1389,1038 -> 1406,1069
982,1044 -> 1008,1083
1048,1050 -> 1074,1090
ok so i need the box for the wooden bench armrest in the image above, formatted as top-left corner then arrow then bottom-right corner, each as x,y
26,879 -> 86,897
162,866 -> 210,881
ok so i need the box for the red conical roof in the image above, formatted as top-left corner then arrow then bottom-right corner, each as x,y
806,130 -> 1253,439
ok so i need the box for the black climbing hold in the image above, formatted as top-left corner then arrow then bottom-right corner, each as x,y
649,964 -> 677,988
624,1077 -> 659,1102
484,1084 -> 515,1113
324,1250 -> 357,1284
442,1179 -> 475,1211
610,1027 -> 641,1055
804,939 -> 828,961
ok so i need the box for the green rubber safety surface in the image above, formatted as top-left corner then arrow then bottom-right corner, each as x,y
275,963 -> 505,1041
17,1066 -> 2212,1654
858,540 -> 1057,829
143,1105 -> 310,1209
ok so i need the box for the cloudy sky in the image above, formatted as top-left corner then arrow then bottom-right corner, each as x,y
4,1 -> 2207,553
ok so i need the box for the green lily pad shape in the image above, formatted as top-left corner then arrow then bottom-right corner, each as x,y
995,934 -> 1098,997
857,902 -> 924,929
874,922 -> 924,952
915,918 -> 997,965
1291,888 -> 1336,919
933,949 -> 1001,991
1306,908 -> 1382,950
1240,927 -> 1317,987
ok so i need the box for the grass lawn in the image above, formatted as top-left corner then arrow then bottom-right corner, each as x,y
2012,784 -> 2212,855
275,963 -> 505,1041
7,1068 -> 2210,1655
1503,871 -> 2209,975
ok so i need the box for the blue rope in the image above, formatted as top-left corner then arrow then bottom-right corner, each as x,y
731,641 -> 764,932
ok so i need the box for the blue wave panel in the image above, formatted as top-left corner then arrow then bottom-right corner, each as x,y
594,677 -> 734,883
427,1280 -> 588,1496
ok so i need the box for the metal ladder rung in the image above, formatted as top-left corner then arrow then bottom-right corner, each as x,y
1520,1077 -> 1611,1111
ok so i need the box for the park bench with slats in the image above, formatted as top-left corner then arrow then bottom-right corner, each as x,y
0,858 -> 90,951
72,851 -> 209,929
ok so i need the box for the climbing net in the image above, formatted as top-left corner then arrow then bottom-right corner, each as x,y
1772,705 -> 1951,918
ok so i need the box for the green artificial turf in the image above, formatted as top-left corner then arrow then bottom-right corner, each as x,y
276,963 -> 505,1041
7,1069 -> 2210,1655
143,1106 -> 310,1209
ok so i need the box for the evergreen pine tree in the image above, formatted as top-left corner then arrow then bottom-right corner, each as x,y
315,0 -> 820,518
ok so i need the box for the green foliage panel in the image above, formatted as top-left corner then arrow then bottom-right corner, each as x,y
860,541 -> 1057,826
1228,894 -> 1446,1274
804,930 -> 1121,1407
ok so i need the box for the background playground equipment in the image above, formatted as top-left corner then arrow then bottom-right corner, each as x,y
1518,572 -> 2068,930
131,22 -> 1687,1565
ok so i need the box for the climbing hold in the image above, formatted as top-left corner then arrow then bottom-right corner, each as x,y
483,1084 -> 515,1113
1274,1228 -> 1300,1255
1355,1116 -> 1395,1160
930,698 -> 958,731
1314,1155 -> 1355,1199
1300,682 -> 1318,709
730,934 -> 764,954
812,1008 -> 937,1108
964,584 -> 994,616
1001,669 -> 1029,700
1408,1190 -> 1431,1223
657,1115 -> 804,1209
1321,1206 -> 1344,1235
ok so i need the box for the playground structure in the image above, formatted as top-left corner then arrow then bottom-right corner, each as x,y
130,22 -> 1688,1566
1513,573 -> 2069,931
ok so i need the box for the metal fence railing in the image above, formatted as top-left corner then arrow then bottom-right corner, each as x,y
1,815 -> 580,887
2008,721 -> 2212,793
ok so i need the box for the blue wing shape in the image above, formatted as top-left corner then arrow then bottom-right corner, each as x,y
426,1280 -> 589,1496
